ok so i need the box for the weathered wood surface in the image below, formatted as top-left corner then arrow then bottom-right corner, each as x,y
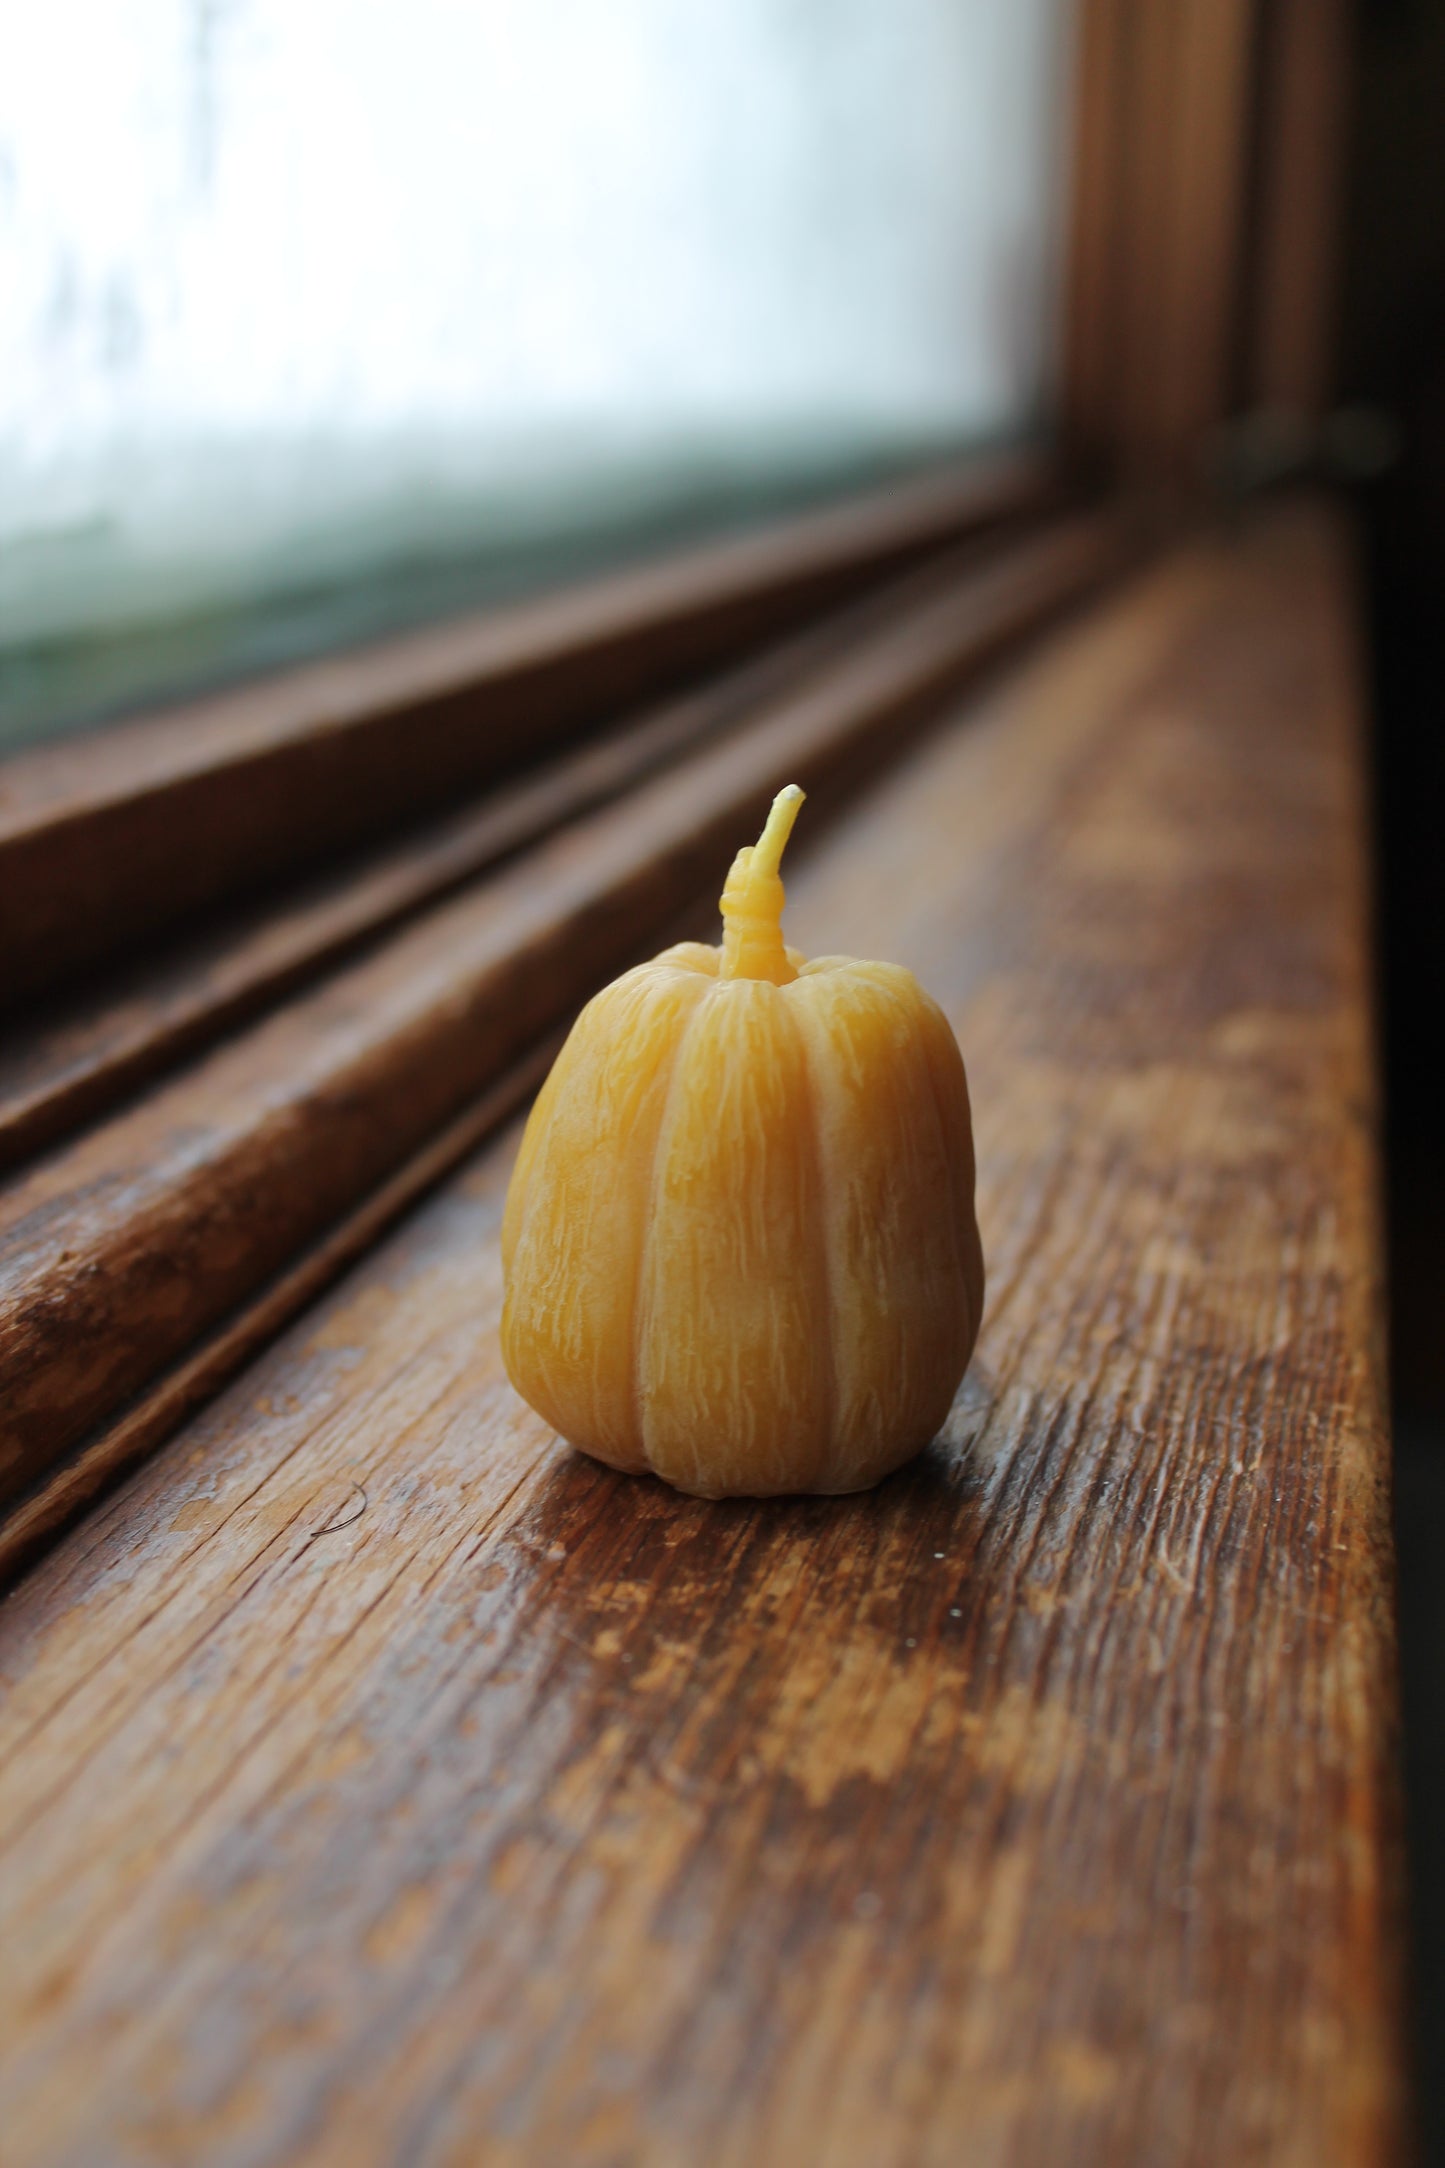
0,512 -> 1122,1532
0,1032 -> 563,1587
0,450 -> 1048,1005
0,500 -> 1402,2166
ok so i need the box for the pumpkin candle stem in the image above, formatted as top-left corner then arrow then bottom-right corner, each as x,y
719,784 -> 806,985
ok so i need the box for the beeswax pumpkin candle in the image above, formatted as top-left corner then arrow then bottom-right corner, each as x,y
501,784 -> 984,1497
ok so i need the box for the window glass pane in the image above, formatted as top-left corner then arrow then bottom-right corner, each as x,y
0,0 -> 1071,748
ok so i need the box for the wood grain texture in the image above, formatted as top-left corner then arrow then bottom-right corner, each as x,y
0,496 -> 1401,2166
0,450 -> 1050,1006
0,1030 -> 565,1589
0,512 -> 1126,1532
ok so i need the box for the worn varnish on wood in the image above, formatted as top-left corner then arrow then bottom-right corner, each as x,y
0,500 -> 1402,2166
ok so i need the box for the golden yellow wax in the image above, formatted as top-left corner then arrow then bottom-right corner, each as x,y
500,784 -> 984,1497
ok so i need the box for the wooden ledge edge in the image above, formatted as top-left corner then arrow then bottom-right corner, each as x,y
0,1032 -> 565,1593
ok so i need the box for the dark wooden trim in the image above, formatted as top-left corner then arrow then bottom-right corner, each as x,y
0,576 -> 933,1174
1245,0 -> 1352,417
1062,0 -> 1263,486
0,508 -> 1133,1551
1060,0 -> 1130,478
0,449 -> 1053,1007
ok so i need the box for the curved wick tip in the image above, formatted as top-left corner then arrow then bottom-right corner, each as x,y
753,783 -> 806,880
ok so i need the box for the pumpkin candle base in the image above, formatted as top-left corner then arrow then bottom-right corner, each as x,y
500,785 -> 984,1499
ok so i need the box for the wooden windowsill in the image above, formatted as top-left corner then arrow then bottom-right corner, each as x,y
0,508 -> 1128,1568
0,494 -> 1403,2164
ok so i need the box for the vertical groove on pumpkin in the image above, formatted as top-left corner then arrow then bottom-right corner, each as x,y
630,988 -> 711,1476
911,993 -> 983,1388
789,987 -> 840,1491
499,1032 -> 567,1412
500,1039 -> 566,1287
829,962 -> 977,1460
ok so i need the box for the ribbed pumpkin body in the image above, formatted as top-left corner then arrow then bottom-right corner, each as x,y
501,938 -> 984,1497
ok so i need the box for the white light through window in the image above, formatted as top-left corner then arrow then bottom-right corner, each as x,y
0,0 -> 1069,671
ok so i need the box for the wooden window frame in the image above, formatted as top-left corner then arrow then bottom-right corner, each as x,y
0,451 -> 1055,1003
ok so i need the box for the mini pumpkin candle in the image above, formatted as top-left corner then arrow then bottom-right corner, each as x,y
501,784 -> 984,1497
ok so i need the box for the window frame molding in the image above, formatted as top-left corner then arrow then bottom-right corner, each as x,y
0,451 -> 1054,1007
